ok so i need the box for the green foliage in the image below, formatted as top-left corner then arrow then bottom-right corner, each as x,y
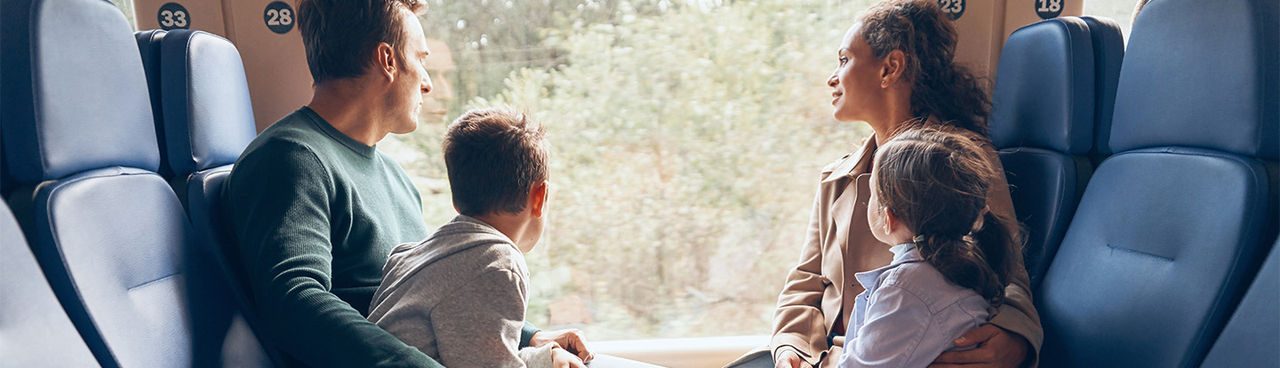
402,0 -> 874,339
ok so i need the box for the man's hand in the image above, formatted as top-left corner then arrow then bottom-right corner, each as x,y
774,349 -> 805,368
530,329 -> 594,363
551,347 -> 586,368
931,324 -> 1030,368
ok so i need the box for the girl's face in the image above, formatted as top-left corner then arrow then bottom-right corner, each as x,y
828,23 -> 886,123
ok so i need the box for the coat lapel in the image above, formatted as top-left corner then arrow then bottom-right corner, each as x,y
823,137 -> 877,334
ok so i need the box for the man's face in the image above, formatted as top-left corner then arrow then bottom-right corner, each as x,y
387,9 -> 432,134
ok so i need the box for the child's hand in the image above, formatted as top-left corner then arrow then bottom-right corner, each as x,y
531,329 -> 595,363
551,347 -> 587,368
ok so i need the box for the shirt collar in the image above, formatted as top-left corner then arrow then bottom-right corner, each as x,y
854,242 -> 925,290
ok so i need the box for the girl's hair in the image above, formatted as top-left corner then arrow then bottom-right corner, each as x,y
859,0 -> 992,136
873,128 -> 1018,307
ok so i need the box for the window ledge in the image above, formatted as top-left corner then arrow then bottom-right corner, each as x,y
592,335 -> 769,368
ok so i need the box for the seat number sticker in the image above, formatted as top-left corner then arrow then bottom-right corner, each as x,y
157,3 -> 190,30
264,1 -> 296,34
938,0 -> 965,20
1036,0 -> 1065,19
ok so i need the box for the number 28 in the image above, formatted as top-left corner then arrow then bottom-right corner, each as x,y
267,8 -> 293,26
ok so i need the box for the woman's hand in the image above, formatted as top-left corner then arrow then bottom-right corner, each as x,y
530,329 -> 595,363
774,349 -> 805,368
551,347 -> 586,368
930,324 -> 1029,368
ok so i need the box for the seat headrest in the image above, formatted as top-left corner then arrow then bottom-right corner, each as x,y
1109,0 -> 1278,159
1079,16 -> 1125,158
135,30 -> 172,177
0,0 -> 160,184
160,30 -> 257,177
990,17 -> 1095,155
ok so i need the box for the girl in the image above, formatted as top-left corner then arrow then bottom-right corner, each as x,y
839,128 -> 1018,367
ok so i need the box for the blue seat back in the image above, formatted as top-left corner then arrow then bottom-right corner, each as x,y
0,0 -> 194,366
1038,0 -> 1278,366
1200,238 -> 1280,367
1078,16 -> 1124,162
0,201 -> 100,367
158,30 -> 273,367
990,17 -> 1095,289
134,29 -> 173,179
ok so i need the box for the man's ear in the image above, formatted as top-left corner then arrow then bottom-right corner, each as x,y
529,181 -> 549,218
880,49 -> 907,88
375,42 -> 397,82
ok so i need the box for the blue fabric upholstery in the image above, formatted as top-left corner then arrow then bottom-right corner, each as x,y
1200,238 -> 1280,367
28,168 -> 194,368
159,30 -> 274,367
1039,149 -> 1271,367
1,0 -> 198,366
135,29 -> 173,178
159,30 -> 257,179
991,17 -> 1095,155
1038,0 -> 1278,366
0,202 -> 100,367
990,18 -> 1095,289
0,0 -> 160,184
186,168 -> 276,367
1107,0 -> 1278,159
1078,16 -> 1124,160
996,148 -> 1090,289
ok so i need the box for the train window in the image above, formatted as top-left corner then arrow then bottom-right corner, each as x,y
384,0 -> 873,340
110,0 -> 137,27
1084,0 -> 1136,38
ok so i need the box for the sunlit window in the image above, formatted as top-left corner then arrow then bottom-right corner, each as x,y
386,0 -> 874,340
1083,0 -> 1137,39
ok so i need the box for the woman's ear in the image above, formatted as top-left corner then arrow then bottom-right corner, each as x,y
880,49 -> 907,88
529,181 -> 549,218
375,42 -> 398,81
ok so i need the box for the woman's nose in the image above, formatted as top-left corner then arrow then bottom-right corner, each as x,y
827,73 -> 838,88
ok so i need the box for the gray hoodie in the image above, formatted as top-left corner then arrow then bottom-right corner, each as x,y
368,215 -> 553,368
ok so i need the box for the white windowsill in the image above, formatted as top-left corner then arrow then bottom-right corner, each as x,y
591,335 -> 770,368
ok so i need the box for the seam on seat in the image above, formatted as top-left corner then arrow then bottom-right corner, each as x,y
127,272 -> 181,291
1105,243 -> 1174,262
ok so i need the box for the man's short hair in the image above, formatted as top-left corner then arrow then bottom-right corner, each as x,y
444,108 -> 549,216
297,0 -> 425,84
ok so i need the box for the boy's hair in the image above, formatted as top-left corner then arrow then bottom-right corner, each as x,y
873,128 -> 1019,307
443,108 -> 549,217
297,0 -> 425,84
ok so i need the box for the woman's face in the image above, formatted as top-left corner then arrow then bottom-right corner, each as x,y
828,23 -> 886,123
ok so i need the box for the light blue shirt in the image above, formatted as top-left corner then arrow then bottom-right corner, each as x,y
838,243 -> 993,368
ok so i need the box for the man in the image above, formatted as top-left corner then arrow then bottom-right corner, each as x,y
223,1 -> 589,366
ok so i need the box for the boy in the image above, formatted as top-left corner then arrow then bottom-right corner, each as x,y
368,108 -> 592,368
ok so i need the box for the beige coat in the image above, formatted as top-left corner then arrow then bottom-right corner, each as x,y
741,127 -> 1042,368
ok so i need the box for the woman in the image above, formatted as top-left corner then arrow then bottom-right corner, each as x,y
729,1 -> 1041,367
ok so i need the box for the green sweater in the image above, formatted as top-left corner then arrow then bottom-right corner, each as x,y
223,107 -> 462,367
